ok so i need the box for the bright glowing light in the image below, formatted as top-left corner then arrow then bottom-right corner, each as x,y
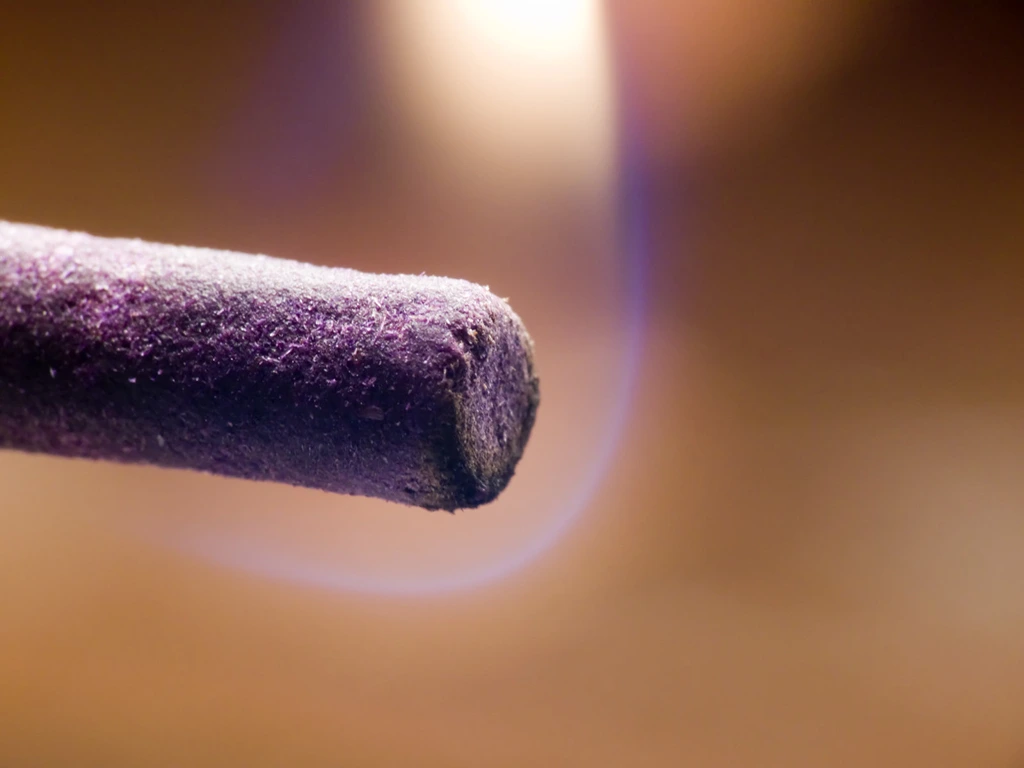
449,0 -> 599,53
383,0 -> 614,193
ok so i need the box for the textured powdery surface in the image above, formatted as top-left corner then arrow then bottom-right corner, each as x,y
0,221 -> 539,510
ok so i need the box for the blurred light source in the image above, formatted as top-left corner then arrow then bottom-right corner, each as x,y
381,0 -> 614,196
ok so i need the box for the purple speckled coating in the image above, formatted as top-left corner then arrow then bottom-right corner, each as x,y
0,221 -> 539,510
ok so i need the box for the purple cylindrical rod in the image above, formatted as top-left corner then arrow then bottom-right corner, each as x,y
0,221 -> 539,510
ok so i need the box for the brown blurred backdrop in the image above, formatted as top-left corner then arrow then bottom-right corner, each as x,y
1,1 -> 1024,766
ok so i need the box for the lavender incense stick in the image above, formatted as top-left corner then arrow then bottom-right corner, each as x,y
0,221 -> 539,510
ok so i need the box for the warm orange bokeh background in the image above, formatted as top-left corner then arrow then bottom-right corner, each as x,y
2,2 -> 1024,766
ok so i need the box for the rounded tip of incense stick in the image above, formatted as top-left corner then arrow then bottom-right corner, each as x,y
338,272 -> 541,510
0,221 -> 539,510
419,285 -> 540,509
